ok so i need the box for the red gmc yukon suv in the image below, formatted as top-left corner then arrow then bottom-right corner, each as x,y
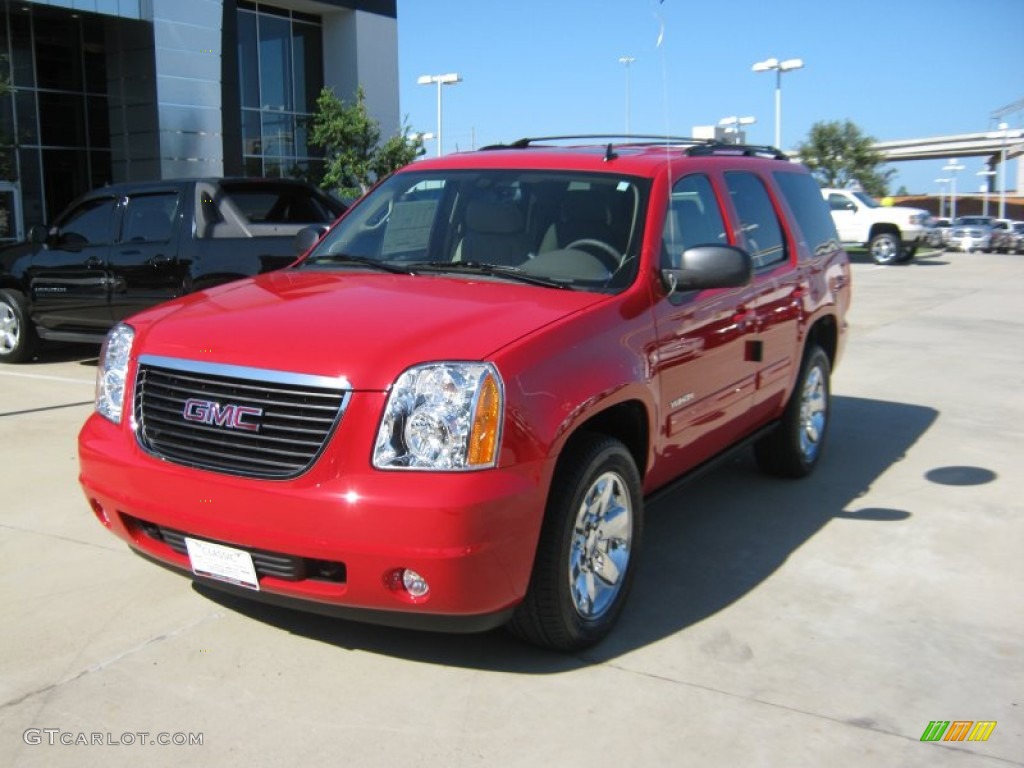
78,137 -> 850,650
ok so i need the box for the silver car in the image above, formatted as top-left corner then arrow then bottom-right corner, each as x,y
946,216 -> 994,253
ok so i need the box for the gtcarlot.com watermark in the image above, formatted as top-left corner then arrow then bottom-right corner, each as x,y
23,729 -> 203,747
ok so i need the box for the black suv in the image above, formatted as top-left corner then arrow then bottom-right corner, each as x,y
0,177 -> 344,363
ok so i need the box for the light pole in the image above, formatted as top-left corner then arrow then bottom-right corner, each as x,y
942,160 -> 965,221
934,178 -> 951,218
977,169 -> 997,217
718,116 -> 756,145
618,56 -> 635,135
987,122 -> 1024,219
751,57 -> 803,149
417,73 -> 462,157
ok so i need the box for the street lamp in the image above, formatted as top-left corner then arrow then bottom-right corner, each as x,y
751,57 -> 803,149
934,178 -> 951,218
977,169 -> 997,217
718,116 -> 756,145
417,73 -> 462,156
942,160 -> 965,221
987,122 -> 1024,219
618,56 -> 635,134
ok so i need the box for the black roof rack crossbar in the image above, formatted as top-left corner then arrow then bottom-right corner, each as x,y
479,134 -> 712,151
478,135 -> 789,161
685,142 -> 789,160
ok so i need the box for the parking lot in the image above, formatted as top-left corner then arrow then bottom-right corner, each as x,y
1,247 -> 1021,767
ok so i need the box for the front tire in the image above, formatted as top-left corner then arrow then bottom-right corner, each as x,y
869,232 -> 902,265
754,346 -> 831,478
509,435 -> 643,651
0,289 -> 39,364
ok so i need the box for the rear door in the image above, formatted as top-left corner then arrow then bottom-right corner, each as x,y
723,170 -> 802,421
107,190 -> 185,322
26,195 -> 117,333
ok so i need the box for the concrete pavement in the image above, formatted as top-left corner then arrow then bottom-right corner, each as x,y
1,248 -> 1021,766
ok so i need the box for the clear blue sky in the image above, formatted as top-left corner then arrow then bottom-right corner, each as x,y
396,0 -> 1024,197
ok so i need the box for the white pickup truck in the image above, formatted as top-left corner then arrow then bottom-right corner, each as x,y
822,188 -> 931,265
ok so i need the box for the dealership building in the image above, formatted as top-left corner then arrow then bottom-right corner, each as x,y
0,0 -> 398,241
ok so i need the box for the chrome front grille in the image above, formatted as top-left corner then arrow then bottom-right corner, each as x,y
133,356 -> 350,479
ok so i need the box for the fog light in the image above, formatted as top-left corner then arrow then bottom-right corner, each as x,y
402,569 -> 430,598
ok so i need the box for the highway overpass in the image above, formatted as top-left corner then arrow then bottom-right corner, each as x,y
873,130 -> 1024,191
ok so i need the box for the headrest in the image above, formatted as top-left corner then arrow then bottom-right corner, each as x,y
466,200 -> 525,234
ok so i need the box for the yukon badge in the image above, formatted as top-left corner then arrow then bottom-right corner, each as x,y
182,398 -> 263,432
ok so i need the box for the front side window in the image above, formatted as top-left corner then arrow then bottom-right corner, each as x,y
725,172 -> 787,270
54,197 -> 117,246
300,170 -> 649,293
662,174 -> 727,269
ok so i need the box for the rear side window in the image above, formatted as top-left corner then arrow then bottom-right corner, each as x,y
774,172 -> 840,260
725,171 -> 786,269
121,193 -> 179,243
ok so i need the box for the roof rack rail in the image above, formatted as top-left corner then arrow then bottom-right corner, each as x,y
479,134 -> 711,151
685,142 -> 789,160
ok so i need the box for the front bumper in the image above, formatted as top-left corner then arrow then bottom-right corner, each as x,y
946,235 -> 992,252
79,411 -> 551,631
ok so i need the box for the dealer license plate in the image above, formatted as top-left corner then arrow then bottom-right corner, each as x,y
185,537 -> 260,591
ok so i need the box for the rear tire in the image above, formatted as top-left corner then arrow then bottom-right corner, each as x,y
508,435 -> 643,651
869,232 -> 902,265
0,289 -> 39,364
755,346 -> 831,478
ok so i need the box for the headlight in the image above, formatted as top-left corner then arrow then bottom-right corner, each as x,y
95,323 -> 135,424
910,213 -> 929,225
373,362 -> 504,470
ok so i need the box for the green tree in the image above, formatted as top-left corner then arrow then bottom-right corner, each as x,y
795,120 -> 895,198
309,86 -> 424,199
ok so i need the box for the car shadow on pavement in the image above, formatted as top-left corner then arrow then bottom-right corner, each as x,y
25,342 -> 99,366
193,394 -> 938,672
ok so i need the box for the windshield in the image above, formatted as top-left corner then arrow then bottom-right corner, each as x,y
955,217 -> 992,226
299,169 -> 649,293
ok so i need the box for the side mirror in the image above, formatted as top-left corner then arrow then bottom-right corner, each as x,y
661,245 -> 752,294
28,224 -> 48,245
293,225 -> 327,255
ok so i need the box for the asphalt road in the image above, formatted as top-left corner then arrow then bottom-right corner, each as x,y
1,247 -> 1021,767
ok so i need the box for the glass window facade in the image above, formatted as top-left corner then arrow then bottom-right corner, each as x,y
237,1 -> 324,181
0,2 -> 112,226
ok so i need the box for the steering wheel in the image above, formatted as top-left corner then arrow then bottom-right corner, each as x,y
563,238 -> 622,271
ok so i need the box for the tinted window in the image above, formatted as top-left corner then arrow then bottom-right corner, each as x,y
55,196 -> 117,246
221,183 -> 340,223
725,172 -> 786,269
121,193 -> 179,243
774,171 -> 840,260
662,174 -> 727,269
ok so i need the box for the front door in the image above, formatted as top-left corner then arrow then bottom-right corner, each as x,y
649,172 -> 758,487
26,194 -> 118,333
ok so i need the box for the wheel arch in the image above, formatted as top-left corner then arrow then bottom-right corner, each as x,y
555,399 -> 650,482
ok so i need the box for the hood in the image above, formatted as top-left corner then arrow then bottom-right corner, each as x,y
127,269 -> 605,390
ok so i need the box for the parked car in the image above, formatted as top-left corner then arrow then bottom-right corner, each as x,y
0,178 -> 344,363
990,219 -> 1023,253
79,136 -> 851,651
946,216 -> 995,253
927,217 -> 952,248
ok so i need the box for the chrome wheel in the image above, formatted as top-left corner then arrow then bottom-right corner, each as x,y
870,233 -> 901,264
0,299 -> 21,356
799,364 -> 827,462
568,470 -> 633,620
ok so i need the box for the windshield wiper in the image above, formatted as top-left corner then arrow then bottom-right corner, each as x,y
410,261 -> 571,290
303,253 -> 416,275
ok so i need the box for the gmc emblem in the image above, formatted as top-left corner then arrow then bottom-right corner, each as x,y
182,398 -> 263,432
